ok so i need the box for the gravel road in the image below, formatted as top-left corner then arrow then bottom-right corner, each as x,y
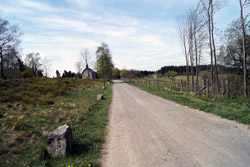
101,81 -> 250,167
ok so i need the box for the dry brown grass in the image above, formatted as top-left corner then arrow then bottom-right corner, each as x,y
0,78 -> 106,166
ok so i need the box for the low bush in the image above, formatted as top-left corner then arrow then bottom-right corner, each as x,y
0,77 -> 99,105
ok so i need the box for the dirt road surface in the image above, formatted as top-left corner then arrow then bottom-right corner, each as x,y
101,81 -> 250,167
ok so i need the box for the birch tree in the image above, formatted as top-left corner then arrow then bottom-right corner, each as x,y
187,10 -> 195,90
200,0 -> 225,94
42,56 -> 52,78
176,15 -> 190,89
191,3 -> 207,91
239,0 -> 250,96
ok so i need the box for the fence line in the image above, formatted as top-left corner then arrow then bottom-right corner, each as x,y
129,78 -> 230,98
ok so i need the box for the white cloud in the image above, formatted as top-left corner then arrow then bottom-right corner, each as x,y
65,0 -> 91,8
4,0 -> 236,75
17,0 -> 58,12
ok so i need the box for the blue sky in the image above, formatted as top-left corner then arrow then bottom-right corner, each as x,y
0,0 -> 239,77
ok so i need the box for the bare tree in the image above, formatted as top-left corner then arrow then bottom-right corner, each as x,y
239,0 -> 250,97
80,48 -> 92,79
192,3 -> 207,91
201,0 -> 225,94
25,52 -> 42,76
75,61 -> 84,74
42,56 -> 52,78
187,10 -> 195,90
0,18 -> 21,79
177,2 -> 208,92
177,3 -> 207,91
211,0 -> 220,93
176,15 -> 190,89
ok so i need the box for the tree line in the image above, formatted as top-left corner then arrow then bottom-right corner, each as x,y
157,65 -> 236,76
0,17 -> 116,80
0,18 -> 53,79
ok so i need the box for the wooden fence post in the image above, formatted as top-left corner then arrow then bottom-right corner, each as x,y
169,79 -> 172,90
226,80 -> 229,98
197,80 -> 199,91
180,79 -> 183,92
195,80 -> 199,92
157,80 -> 159,89
221,80 -> 224,97
202,80 -> 205,92
206,79 -> 209,97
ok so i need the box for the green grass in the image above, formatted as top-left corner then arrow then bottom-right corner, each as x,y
175,75 -> 188,82
127,81 -> 250,125
0,78 -> 112,167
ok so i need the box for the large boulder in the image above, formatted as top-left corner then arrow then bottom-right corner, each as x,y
46,124 -> 72,157
97,94 -> 104,100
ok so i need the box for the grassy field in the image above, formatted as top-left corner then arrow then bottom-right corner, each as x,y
0,78 -> 112,167
175,74 -> 230,82
127,81 -> 250,125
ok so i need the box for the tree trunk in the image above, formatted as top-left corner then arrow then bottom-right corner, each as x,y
236,71 -> 239,95
211,1 -> 220,94
191,55 -> 194,90
194,30 -> 199,92
0,48 -> 6,79
186,65 -> 190,89
239,0 -> 248,97
185,45 -> 190,89
208,1 -> 214,95
102,59 -> 105,89
189,25 -> 194,91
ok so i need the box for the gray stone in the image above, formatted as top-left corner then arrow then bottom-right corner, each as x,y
97,94 -> 104,100
46,124 -> 72,157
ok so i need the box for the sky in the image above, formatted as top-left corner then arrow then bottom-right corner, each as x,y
0,0 -> 239,77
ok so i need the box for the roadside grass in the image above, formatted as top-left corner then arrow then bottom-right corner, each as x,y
127,81 -> 250,125
0,78 -> 112,167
